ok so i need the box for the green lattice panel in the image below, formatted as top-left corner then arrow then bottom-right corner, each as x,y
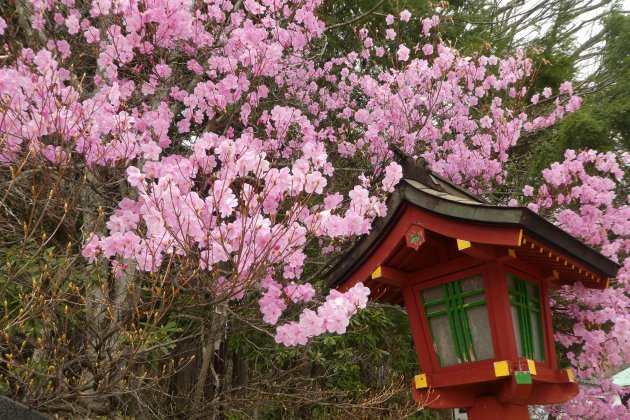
422,275 -> 493,366
506,274 -> 545,361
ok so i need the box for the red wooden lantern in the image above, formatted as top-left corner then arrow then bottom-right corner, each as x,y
326,160 -> 619,419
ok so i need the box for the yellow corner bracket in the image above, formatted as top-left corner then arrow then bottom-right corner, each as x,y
565,368 -> 575,383
527,359 -> 537,375
371,266 -> 382,280
494,361 -> 510,377
414,374 -> 428,389
457,239 -> 471,251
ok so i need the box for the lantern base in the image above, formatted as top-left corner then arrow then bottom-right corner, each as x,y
410,362 -> 579,409
467,396 -> 529,420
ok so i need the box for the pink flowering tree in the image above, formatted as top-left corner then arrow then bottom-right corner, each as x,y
0,1 -> 619,417
522,150 -> 630,418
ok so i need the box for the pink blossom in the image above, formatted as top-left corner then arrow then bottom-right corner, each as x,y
126,166 -> 145,188
187,59 -> 204,75
141,141 -> 162,161
275,323 -> 308,346
0,69 -> 20,95
33,49 -> 55,73
559,81 -> 573,95
82,234 -> 100,263
400,10 -> 412,22
155,62 -> 172,78
354,108 -> 370,123
382,162 -> 403,192
324,193 -> 343,210
84,26 -> 100,43
213,182 -> 238,218
422,18 -> 433,36
260,277 -> 287,325
65,14 -> 80,35
56,40 -> 71,59
284,282 -> 315,303
298,309 -> 324,336
566,95 -> 582,112
397,44 -> 410,61
304,171 -> 327,194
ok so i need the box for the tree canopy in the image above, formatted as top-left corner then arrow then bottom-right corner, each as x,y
0,0 -> 628,418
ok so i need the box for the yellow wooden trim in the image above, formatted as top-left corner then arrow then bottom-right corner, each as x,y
553,270 -> 559,279
508,249 -> 517,259
414,374 -> 427,389
518,229 -> 523,246
605,278 -> 610,288
494,361 -> 510,377
527,359 -> 537,375
457,239 -> 471,251
565,369 -> 575,383
371,266 -> 382,280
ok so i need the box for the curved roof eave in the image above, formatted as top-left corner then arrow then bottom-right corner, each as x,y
325,179 -> 620,288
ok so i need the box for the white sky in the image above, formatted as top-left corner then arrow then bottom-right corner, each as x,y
518,0 -> 630,78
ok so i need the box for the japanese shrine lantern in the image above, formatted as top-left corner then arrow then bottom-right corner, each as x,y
326,159 -> 619,420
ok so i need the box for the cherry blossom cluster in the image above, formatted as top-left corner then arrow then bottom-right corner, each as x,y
524,150 -> 630,415
278,16 -> 582,193
524,149 -> 629,266
274,283 -> 371,346
259,275 -> 316,325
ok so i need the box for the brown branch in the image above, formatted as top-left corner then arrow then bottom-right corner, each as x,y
324,0 -> 387,33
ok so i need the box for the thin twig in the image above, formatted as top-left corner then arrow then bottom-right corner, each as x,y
324,0 -> 387,33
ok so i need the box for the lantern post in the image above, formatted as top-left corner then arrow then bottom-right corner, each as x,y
326,160 -> 619,419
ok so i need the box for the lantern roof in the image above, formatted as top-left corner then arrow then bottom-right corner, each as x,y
326,158 -> 620,297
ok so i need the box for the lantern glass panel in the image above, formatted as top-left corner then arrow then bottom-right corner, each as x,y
421,274 -> 494,366
506,274 -> 545,361
428,315 -> 459,366
467,305 -> 495,361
